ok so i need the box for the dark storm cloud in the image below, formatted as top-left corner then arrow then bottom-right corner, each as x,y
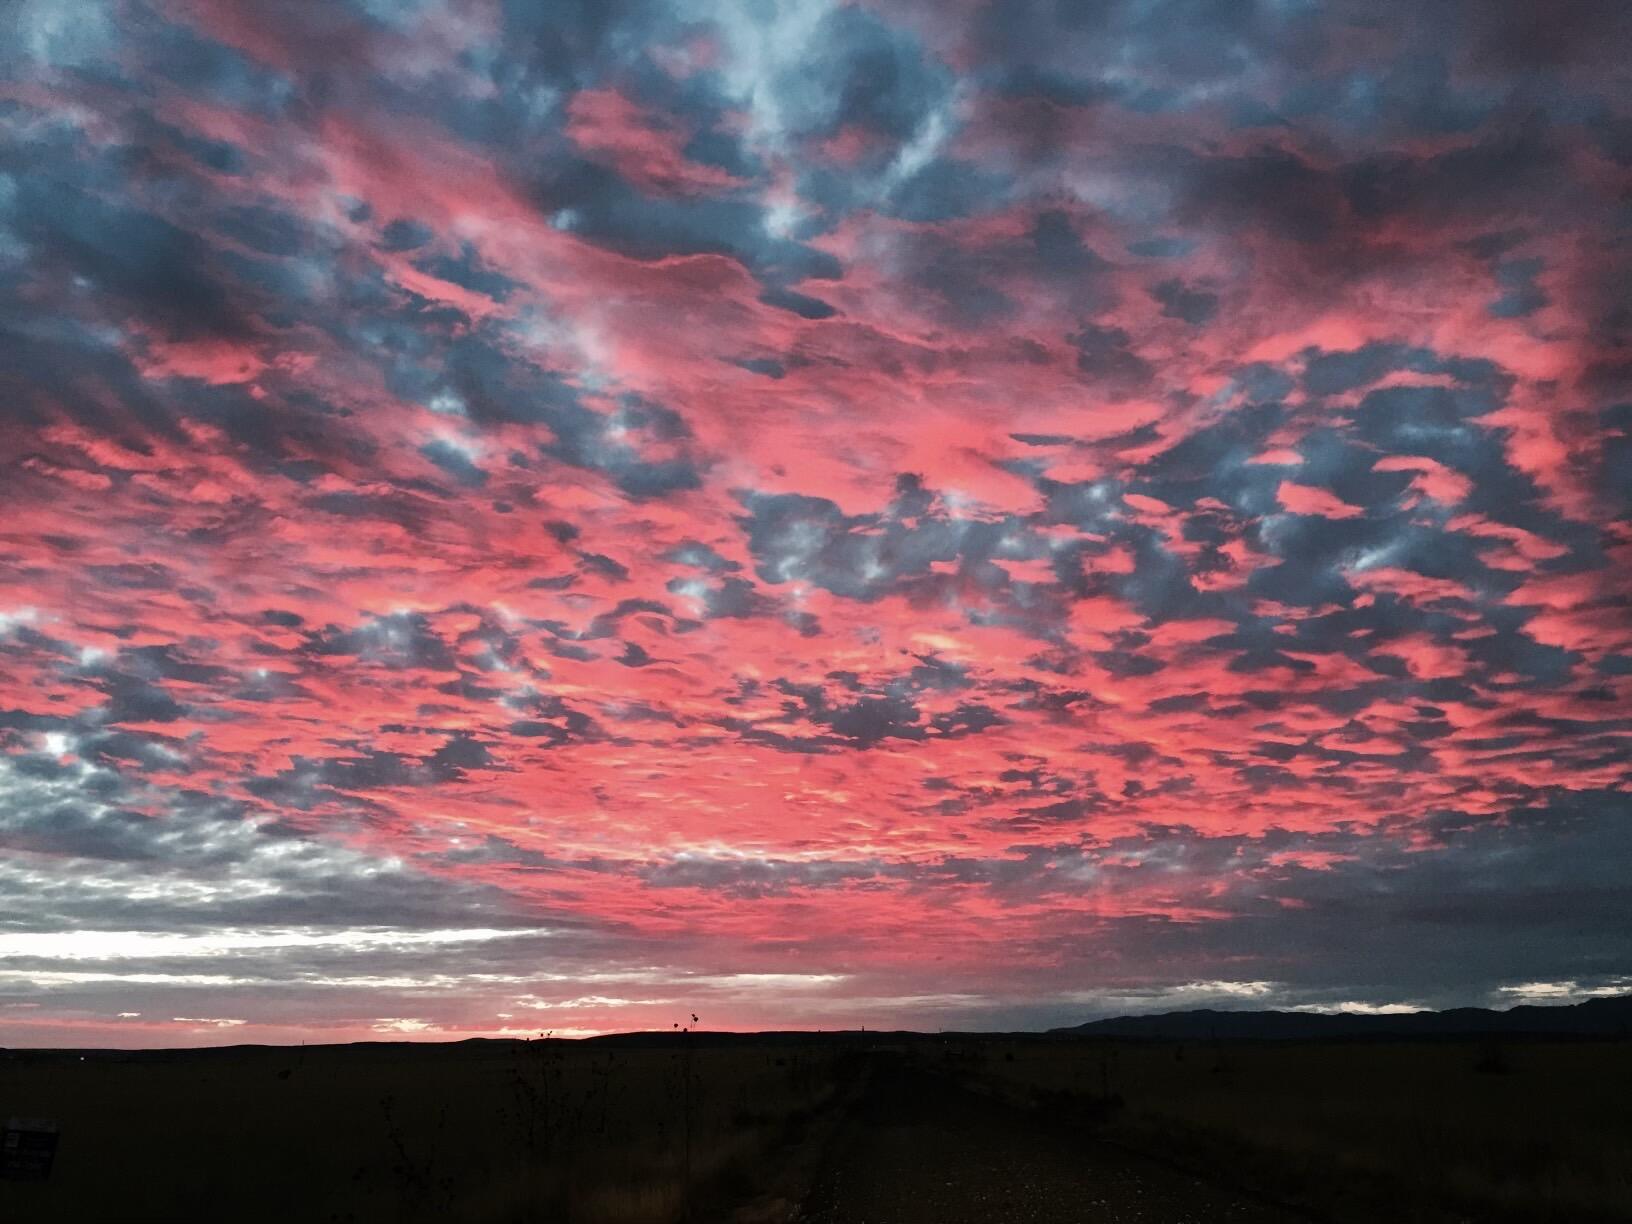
1150,278 -> 1219,326
420,439 -> 489,487
410,245 -> 522,303
1067,322 -> 1155,392
305,613 -> 460,673
496,0 -> 674,92
1106,789 -> 1632,1001
542,397 -> 705,498
0,737 -> 528,936
775,4 -> 952,145
537,155 -> 839,280
2,136 -> 261,342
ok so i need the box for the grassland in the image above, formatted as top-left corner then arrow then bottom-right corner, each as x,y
937,1035 -> 1632,1222
2,1033 -> 1628,1222
0,1037 -> 852,1223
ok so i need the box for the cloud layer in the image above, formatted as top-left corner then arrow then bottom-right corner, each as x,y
1,0 -> 1629,1044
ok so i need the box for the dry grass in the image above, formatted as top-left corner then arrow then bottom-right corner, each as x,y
0,1039 -> 848,1223
11,1034 -> 1622,1222
941,1036 -> 1632,1222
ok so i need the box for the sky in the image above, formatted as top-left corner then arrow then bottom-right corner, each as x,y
1,0 -> 1629,1048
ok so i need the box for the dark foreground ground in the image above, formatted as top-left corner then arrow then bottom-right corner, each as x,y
802,1058 -> 1297,1223
1,1034 -> 1628,1222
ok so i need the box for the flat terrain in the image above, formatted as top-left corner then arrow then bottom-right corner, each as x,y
957,1036 -> 1632,1223
1,1035 -> 1628,1222
802,1058 -> 1298,1223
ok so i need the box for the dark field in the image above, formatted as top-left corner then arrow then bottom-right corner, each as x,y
2,1034 -> 1628,1223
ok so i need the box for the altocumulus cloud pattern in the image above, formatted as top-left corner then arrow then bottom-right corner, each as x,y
1,0 -> 1629,1045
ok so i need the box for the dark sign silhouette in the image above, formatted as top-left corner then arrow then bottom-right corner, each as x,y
1,1118 -> 59,1181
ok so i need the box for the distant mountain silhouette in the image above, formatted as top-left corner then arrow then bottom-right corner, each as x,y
1050,994 -> 1632,1039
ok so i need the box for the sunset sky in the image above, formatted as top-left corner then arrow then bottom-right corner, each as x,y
2,0 -> 1629,1046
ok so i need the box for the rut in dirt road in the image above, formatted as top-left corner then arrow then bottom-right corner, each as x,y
798,1058 -> 1303,1224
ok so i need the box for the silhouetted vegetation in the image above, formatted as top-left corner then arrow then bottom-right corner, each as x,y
0,1037 -> 854,1223
1,1030 -> 1627,1221
951,1035 -> 1632,1222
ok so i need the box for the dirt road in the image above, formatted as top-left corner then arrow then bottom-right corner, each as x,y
797,1059 -> 1303,1224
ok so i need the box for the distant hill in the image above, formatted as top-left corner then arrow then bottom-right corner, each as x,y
1049,994 -> 1632,1040
9,997 -> 1630,1060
